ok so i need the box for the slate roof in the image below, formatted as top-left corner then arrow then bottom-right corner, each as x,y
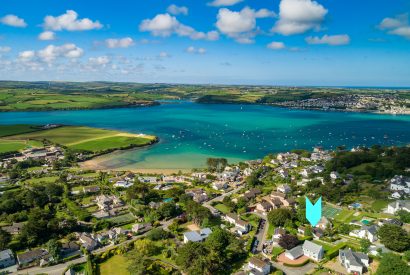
302,240 -> 323,255
340,249 -> 369,268
0,249 -> 14,262
286,246 -> 304,259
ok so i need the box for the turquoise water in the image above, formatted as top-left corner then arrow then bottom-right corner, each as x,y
1,101 -> 410,170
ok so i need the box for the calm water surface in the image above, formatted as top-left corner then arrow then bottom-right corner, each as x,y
1,101 -> 410,170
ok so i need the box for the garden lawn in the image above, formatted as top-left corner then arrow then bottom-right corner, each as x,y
214,203 -> 230,214
108,213 -> 135,225
99,255 -> 130,275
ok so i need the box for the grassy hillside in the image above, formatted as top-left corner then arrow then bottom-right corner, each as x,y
0,124 -> 43,137
0,125 -> 157,154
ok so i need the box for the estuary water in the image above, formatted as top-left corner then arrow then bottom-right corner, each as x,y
1,101 -> 410,171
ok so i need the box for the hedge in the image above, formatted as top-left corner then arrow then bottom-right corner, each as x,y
283,258 -> 310,267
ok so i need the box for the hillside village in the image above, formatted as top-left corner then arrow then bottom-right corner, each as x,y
0,142 -> 410,275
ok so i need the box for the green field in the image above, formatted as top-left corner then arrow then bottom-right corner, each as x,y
3,125 -> 156,153
0,139 -> 43,154
99,255 -> 130,275
107,213 -> 135,225
0,124 -> 42,137
214,203 -> 230,214
322,205 -> 342,219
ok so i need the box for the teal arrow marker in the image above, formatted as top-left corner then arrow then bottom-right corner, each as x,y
306,196 -> 322,227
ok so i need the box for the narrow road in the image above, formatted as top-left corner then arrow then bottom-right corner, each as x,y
203,184 -> 244,212
20,218 -> 176,275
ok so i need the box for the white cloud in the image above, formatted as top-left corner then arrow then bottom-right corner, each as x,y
305,34 -> 350,45
158,52 -> 171,58
167,4 -> 188,16
18,50 -> 35,61
140,13 -> 219,41
0,14 -> 27,27
43,10 -> 103,31
216,7 -> 275,43
105,37 -> 134,48
379,14 -> 410,39
37,44 -> 84,62
186,46 -> 207,54
88,56 -> 110,67
0,46 -> 11,53
208,0 -> 243,7
272,0 -> 328,35
267,41 -> 286,50
38,31 -> 56,41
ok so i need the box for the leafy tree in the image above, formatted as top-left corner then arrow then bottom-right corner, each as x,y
133,239 -> 158,256
360,238 -> 371,253
403,250 -> 410,262
147,228 -> 171,241
47,239 -> 61,261
127,251 -> 159,275
398,210 -> 410,223
156,202 -> 180,219
268,208 -> 292,227
378,224 -> 410,252
0,229 -> 11,250
375,253 -> 410,275
185,200 -> 212,226
278,234 -> 299,250
246,173 -> 261,188
176,242 -> 214,275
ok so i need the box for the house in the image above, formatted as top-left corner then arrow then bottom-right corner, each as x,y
132,223 -> 152,234
349,225 -> 378,242
297,226 -> 306,235
79,233 -> 99,251
285,246 -> 304,260
17,249 -> 49,266
183,228 -> 212,243
83,186 -> 100,193
138,176 -> 158,184
244,168 -> 253,177
224,213 -> 251,234
1,222 -> 24,235
278,169 -> 289,178
339,249 -> 369,275
212,181 -> 228,190
60,242 -> 80,257
95,195 -> 123,210
391,191 -> 405,199
386,200 -> 410,214
390,175 -> 410,194
272,228 -> 286,240
256,200 -> 273,213
243,188 -> 261,201
277,184 -> 291,194
185,188 -> 208,203
330,171 -> 340,180
114,180 -> 133,188
0,249 -> 15,269
248,257 -> 270,275
316,216 -> 331,230
302,240 -> 324,261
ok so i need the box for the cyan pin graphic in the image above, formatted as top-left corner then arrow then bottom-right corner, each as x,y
306,197 -> 322,227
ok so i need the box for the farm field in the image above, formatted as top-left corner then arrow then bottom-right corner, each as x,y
0,124 -> 43,137
1,125 -> 157,154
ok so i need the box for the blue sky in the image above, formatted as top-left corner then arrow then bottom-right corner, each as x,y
0,0 -> 409,86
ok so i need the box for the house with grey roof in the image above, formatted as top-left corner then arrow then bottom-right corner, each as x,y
349,225 -> 378,242
183,228 -> 212,243
248,257 -> 271,275
302,240 -> 324,261
386,200 -> 410,214
0,249 -> 15,269
17,249 -> 49,266
339,249 -> 369,275
285,246 -> 304,260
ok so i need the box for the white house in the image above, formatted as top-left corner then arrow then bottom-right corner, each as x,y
212,181 -> 228,191
349,225 -> 378,242
386,200 -> 410,214
277,184 -> 291,194
183,228 -> 212,243
302,240 -> 324,261
113,180 -> 133,188
248,257 -> 270,275
244,168 -> 253,177
285,246 -> 304,260
223,213 -> 251,234
330,171 -> 340,180
339,249 -> 369,275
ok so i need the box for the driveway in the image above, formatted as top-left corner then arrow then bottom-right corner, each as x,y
271,261 -> 317,275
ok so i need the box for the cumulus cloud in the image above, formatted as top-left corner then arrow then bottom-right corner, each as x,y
105,37 -> 134,48
18,50 -> 35,61
378,14 -> 410,39
208,0 -> 243,7
31,44 -> 84,63
140,13 -> 219,41
167,4 -> 188,16
267,41 -> 286,50
0,46 -> 11,53
0,14 -> 27,27
43,10 -> 103,31
88,56 -> 110,67
216,7 -> 275,43
158,52 -> 171,58
305,34 -> 350,45
38,31 -> 56,41
186,46 -> 206,54
272,0 -> 328,35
